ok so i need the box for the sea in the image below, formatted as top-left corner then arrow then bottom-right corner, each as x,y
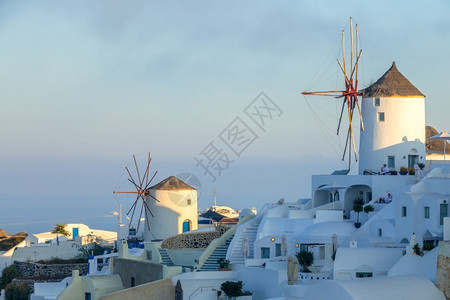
0,194 -> 119,235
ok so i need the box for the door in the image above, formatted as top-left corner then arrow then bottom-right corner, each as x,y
408,155 -> 418,168
72,227 -> 79,239
182,220 -> 191,233
440,204 -> 448,225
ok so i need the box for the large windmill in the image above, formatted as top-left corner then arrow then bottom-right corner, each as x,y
113,153 -> 159,233
302,17 -> 364,171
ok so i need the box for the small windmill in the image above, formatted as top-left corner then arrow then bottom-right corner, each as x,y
113,153 -> 159,233
302,17 -> 364,171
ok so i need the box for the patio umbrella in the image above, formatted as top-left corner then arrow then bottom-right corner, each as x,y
242,236 -> 249,257
410,232 -> 417,251
281,235 -> 288,256
331,233 -> 338,260
428,130 -> 450,160
287,256 -> 298,285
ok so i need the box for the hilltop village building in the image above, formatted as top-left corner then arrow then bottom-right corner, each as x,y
26,62 -> 450,300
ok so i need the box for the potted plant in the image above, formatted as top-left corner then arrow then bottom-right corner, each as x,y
408,167 -> 415,175
417,162 -> 425,170
220,281 -> 252,299
363,205 -> 374,213
353,202 -> 363,228
296,250 -> 314,272
399,166 -> 408,175
217,258 -> 231,271
412,243 -> 423,256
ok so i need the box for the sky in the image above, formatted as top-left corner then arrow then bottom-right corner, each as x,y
1,0 -> 449,234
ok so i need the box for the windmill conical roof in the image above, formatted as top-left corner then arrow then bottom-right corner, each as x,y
149,176 -> 196,191
361,62 -> 424,97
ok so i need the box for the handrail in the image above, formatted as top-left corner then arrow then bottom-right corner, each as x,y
196,215 -> 254,270
189,285 -> 215,300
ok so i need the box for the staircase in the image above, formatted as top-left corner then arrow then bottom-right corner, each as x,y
197,236 -> 233,271
228,221 -> 259,264
158,248 -> 174,266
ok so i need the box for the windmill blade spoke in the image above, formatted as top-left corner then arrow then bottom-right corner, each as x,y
337,59 -> 349,82
128,194 -> 141,223
348,107 -> 358,161
126,197 -> 139,216
355,96 -> 365,131
133,155 -> 143,187
148,194 -> 160,202
143,153 -> 152,187
350,17 -> 353,77
337,98 -> 346,135
342,126 -> 351,161
342,30 -> 346,77
128,178 -> 141,191
136,201 -> 145,233
126,167 -> 139,190
143,199 -> 155,218
144,171 -> 158,190
349,50 -> 362,81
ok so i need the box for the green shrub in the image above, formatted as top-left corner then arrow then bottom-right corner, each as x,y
296,250 -> 314,272
363,205 -> 374,213
422,242 -> 435,251
1,265 -> 20,290
220,281 -> 243,297
51,224 -> 70,237
5,283 -> 30,300
413,243 -> 424,256
217,258 -> 230,268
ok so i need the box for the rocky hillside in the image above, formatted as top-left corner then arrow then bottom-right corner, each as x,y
0,230 -> 28,251
426,126 -> 449,153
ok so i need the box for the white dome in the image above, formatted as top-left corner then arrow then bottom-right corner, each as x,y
302,221 -> 355,238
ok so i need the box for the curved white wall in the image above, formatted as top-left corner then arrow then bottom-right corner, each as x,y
144,189 -> 198,241
359,96 -> 426,174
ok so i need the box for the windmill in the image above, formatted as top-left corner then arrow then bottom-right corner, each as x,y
113,153 -> 159,233
302,17 -> 364,171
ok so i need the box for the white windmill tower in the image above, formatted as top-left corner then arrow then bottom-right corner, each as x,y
146,176 -> 198,241
114,154 -> 198,242
358,62 -> 426,174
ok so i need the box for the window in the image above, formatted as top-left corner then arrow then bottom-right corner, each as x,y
374,97 -> 380,106
388,156 -> 395,168
85,293 -> 91,300
356,272 -> 373,278
424,206 -> 430,219
378,112 -> 385,122
378,228 -> 382,237
319,246 -> 325,260
261,247 -> 270,259
275,244 -> 281,256
187,199 -> 191,205
402,206 -> 407,217
440,203 -> 448,225
300,244 -> 309,252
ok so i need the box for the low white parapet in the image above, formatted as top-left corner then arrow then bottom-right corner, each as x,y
444,217 -> 450,241
315,210 -> 343,223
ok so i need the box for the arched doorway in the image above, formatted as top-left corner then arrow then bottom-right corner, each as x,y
344,185 -> 372,218
408,148 -> 419,168
182,220 -> 192,233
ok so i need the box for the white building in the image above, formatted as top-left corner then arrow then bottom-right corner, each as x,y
359,62 -> 426,174
145,176 -> 198,241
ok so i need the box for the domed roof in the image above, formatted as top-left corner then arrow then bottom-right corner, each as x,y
302,221 -> 355,238
361,62 -> 424,97
149,176 -> 196,191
